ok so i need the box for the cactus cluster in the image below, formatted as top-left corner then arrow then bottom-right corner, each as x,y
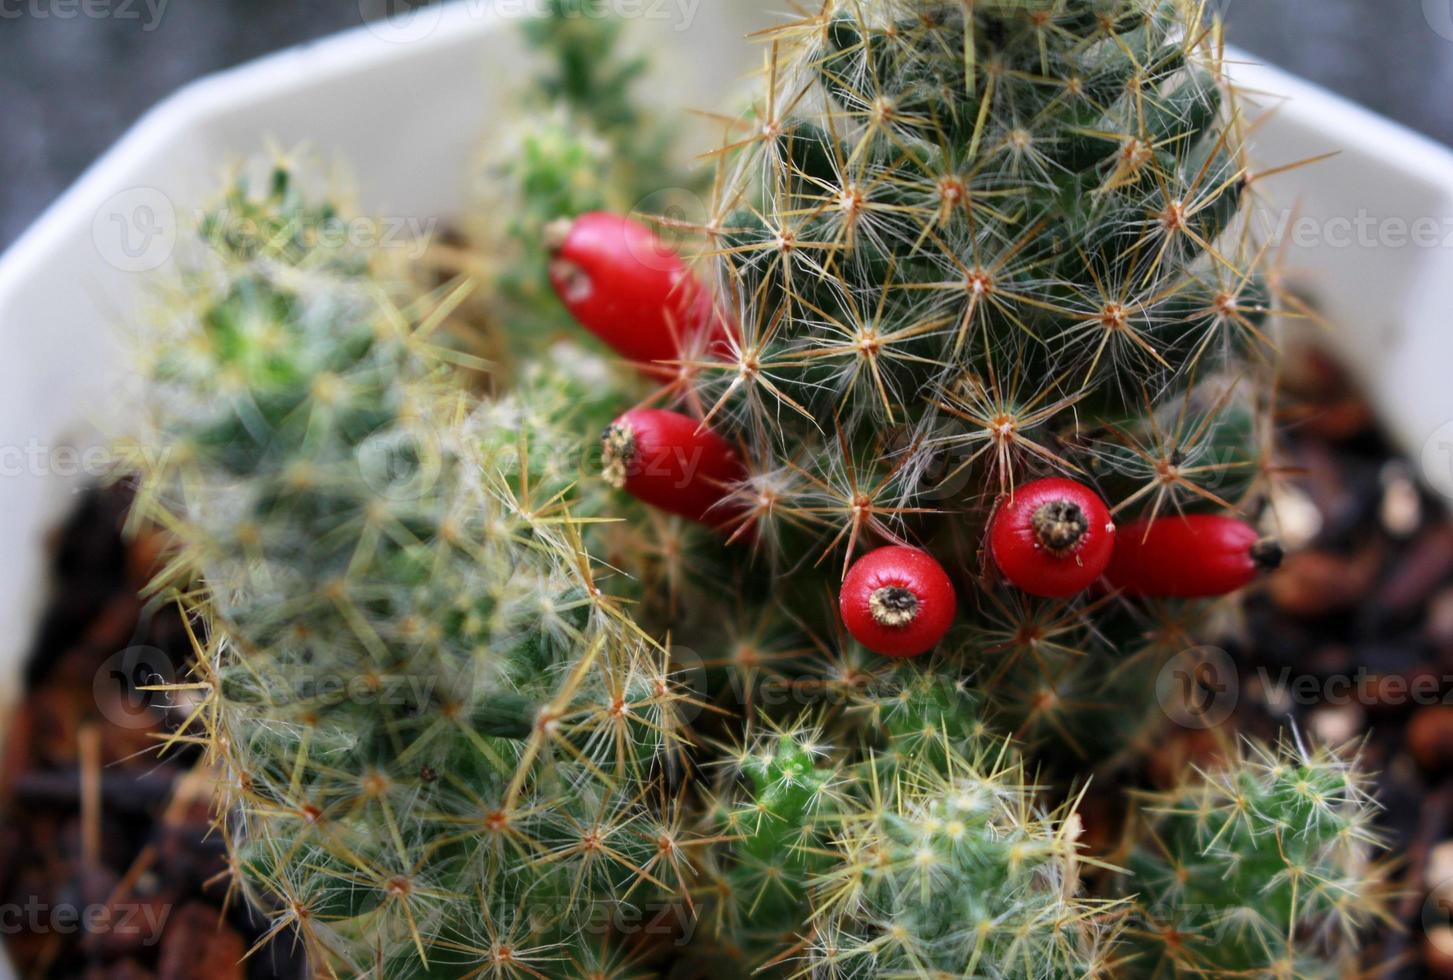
696,669 -> 1120,978
120,1 -> 1396,978
129,165 -> 685,973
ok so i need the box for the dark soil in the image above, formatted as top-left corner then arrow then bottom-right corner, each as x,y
0,490 -> 305,980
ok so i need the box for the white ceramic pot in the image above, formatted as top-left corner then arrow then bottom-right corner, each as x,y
0,0 -> 1451,743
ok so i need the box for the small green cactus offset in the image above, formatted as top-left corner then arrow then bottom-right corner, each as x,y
1121,735 -> 1391,977
130,165 -> 685,973
809,734 -> 1121,978
699,673 -> 1119,977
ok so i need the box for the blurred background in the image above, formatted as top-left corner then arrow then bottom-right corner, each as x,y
1,0 -> 1452,250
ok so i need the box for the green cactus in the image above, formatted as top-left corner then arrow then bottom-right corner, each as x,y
670,0 -> 1277,761
115,1 -> 1398,976
650,0 -> 1388,972
699,670 -> 1119,977
701,721 -> 845,964
128,164 -> 686,973
808,734 -> 1121,979
1120,735 -> 1392,978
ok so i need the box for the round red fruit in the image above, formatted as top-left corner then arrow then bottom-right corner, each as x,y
601,408 -> 745,527
989,478 -> 1116,598
840,546 -> 956,658
1106,514 -> 1283,598
547,212 -> 734,372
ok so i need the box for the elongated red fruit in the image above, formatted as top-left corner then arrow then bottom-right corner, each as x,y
547,212 -> 733,371
1106,514 -> 1284,598
601,408 -> 745,526
840,546 -> 957,658
989,478 -> 1116,598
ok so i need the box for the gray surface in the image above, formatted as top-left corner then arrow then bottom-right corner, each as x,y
1,0 -> 1451,251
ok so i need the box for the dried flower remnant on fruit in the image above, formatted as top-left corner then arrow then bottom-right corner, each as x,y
991,479 -> 1116,598
601,420 -> 637,489
1032,499 -> 1090,556
869,585 -> 919,628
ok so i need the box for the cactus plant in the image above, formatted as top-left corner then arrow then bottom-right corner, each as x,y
1120,734 -> 1392,977
677,0 -> 1275,697
115,0 -> 1398,976
127,164 -> 686,973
